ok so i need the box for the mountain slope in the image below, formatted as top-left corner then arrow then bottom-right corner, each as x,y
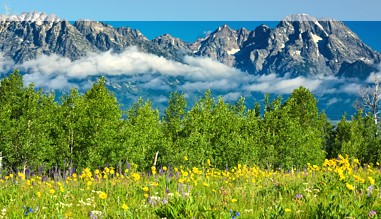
190,14 -> 381,77
0,12 -> 380,79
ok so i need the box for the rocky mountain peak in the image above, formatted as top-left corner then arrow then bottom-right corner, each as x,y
152,34 -> 192,56
283,13 -> 320,22
213,24 -> 236,36
190,24 -> 250,66
0,12 -> 61,23
0,12 -> 379,79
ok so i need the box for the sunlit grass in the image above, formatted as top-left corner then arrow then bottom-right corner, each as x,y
0,155 -> 380,218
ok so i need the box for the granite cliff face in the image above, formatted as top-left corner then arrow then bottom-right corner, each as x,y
190,25 -> 250,66
0,12 -> 380,79
190,14 -> 380,78
152,34 -> 193,57
0,12 -> 181,63
0,19 -> 97,63
233,14 -> 380,78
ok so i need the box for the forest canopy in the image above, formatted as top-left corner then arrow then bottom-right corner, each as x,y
0,70 -> 380,173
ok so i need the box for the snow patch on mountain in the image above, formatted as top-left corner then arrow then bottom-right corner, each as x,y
227,48 -> 240,55
0,12 -> 61,23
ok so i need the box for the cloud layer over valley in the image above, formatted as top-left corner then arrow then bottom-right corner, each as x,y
1,46 -> 377,104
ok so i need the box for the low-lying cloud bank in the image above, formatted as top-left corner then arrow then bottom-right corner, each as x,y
0,46 -> 377,98
19,47 -> 241,81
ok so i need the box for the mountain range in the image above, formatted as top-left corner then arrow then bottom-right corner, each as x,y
0,12 -> 381,120
0,12 -> 380,79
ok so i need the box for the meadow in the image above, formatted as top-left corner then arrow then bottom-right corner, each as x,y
2,71 -> 381,218
0,155 -> 379,218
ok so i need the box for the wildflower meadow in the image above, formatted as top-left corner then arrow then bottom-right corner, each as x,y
2,71 -> 381,218
0,155 -> 380,218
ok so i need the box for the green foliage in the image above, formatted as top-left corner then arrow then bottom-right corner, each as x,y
1,71 -> 381,172
332,110 -> 381,163
155,196 -> 204,219
122,98 -> 167,170
0,70 -> 57,170
260,87 -> 326,169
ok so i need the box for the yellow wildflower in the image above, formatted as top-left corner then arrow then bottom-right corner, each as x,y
163,166 -> 168,171
49,189 -> 55,195
207,159 -> 211,166
131,173 -> 140,181
122,204 -> 128,210
99,192 -> 108,199
181,171 -> 189,177
368,176 -> 375,185
36,191 -> 41,198
346,183 -> 355,191
144,193 -> 149,198
184,156 -> 188,161
142,186 -> 149,192
18,172 -> 25,180
354,175 -> 365,184
231,198 -> 237,203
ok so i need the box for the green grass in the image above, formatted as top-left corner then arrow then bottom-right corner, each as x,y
0,156 -> 380,218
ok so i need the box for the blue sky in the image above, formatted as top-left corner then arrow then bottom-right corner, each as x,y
2,0 -> 381,21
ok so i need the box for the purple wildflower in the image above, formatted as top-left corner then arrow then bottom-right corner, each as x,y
159,166 -> 164,175
369,210 -> 377,217
148,197 -> 156,206
367,185 -> 374,197
295,193 -> 303,200
89,211 -> 97,219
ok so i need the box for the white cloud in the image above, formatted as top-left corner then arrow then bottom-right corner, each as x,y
9,46 -> 369,98
338,83 -> 362,94
156,95 -> 168,103
18,47 -> 241,88
243,74 -> 326,94
326,97 -> 340,107
140,77 -> 171,90
366,70 -> 381,83
222,92 -> 242,102
23,72 -> 77,90
180,79 -> 239,91
0,53 -> 15,75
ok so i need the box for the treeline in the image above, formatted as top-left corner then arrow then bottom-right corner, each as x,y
0,70 -> 380,172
